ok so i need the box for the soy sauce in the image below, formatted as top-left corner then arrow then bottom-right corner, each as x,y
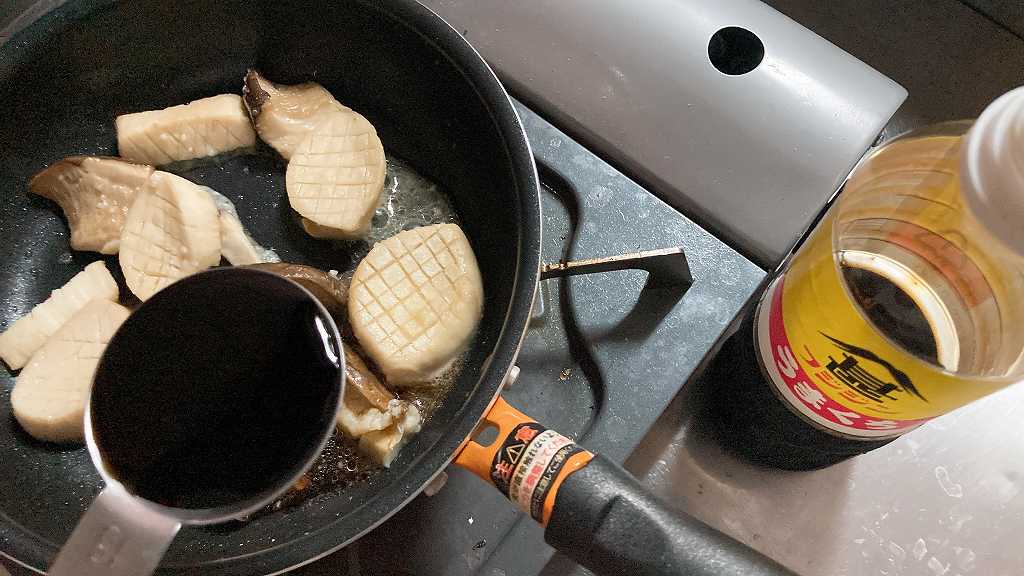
90,269 -> 342,510
842,266 -> 939,366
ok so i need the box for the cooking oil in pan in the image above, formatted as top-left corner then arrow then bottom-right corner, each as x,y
368,157 -> 459,244
318,156 -> 460,266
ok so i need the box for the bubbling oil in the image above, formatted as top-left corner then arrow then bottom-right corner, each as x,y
332,157 -> 460,266
370,157 -> 459,242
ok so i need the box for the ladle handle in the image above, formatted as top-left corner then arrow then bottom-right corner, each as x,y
49,486 -> 180,576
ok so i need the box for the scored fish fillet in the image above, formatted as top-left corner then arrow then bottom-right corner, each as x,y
11,299 -> 131,443
29,156 -> 154,254
119,171 -> 221,300
242,70 -> 350,160
349,224 -> 483,385
116,94 -> 256,165
285,111 -> 386,239
0,261 -> 119,370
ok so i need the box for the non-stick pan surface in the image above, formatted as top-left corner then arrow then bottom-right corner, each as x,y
0,1 -> 541,573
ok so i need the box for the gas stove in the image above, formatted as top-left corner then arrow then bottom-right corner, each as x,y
287,103 -> 764,576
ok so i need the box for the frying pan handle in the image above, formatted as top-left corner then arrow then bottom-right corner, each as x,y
454,397 -> 794,576
546,456 -> 795,576
48,486 -> 180,576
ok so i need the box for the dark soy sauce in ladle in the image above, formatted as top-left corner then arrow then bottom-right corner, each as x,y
89,268 -> 343,513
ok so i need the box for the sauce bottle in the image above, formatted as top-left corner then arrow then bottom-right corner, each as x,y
707,87 -> 1024,469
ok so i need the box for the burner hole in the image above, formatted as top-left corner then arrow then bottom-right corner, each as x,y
708,26 -> 764,75
472,422 -> 499,447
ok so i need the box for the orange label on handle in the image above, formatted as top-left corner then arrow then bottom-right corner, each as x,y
493,424 -> 585,522
454,396 -> 593,524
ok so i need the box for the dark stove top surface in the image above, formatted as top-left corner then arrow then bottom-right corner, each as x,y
291,103 -> 764,576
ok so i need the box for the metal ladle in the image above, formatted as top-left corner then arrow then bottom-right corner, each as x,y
49,268 -> 345,576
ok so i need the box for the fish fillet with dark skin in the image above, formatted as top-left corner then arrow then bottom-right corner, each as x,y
242,70 -> 350,161
242,71 -> 387,239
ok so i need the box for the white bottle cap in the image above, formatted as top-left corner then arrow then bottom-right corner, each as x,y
961,86 -> 1024,254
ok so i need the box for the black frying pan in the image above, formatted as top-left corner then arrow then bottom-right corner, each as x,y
0,1 -> 793,575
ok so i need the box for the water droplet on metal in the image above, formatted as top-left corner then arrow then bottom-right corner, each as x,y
935,466 -> 964,498
913,539 -> 928,561
927,556 -> 949,575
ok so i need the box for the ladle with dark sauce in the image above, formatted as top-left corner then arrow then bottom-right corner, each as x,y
50,268 -> 344,576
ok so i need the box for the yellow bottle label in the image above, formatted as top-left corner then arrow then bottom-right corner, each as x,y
756,219 -> 1008,439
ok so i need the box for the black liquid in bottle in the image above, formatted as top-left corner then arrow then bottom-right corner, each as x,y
91,269 -> 342,510
843,267 -> 939,366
